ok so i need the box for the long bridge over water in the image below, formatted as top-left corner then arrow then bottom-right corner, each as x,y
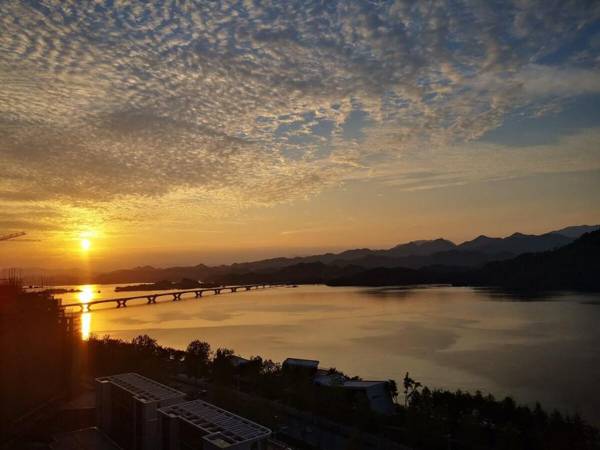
60,284 -> 284,312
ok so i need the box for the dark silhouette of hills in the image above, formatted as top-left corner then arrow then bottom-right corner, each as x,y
224,226 -> 589,272
385,238 -> 456,256
329,230 -> 600,291
470,229 -> 600,291
330,249 -> 511,270
91,224 -> 598,286
210,262 -> 365,285
457,232 -> 572,254
550,224 -> 599,238
96,264 -> 215,284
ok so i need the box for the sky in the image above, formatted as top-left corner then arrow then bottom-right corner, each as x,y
1,0 -> 599,271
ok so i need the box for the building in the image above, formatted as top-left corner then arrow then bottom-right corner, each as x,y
159,399 -> 271,450
339,381 -> 395,415
95,373 -> 272,450
282,358 -> 319,378
96,373 -> 186,450
314,374 -> 395,415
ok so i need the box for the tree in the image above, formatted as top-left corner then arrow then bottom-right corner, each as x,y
131,334 -> 158,356
185,340 -> 212,379
386,379 -> 399,403
212,348 -> 235,384
403,372 -> 422,407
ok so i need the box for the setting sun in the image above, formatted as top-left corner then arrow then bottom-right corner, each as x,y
80,238 -> 91,251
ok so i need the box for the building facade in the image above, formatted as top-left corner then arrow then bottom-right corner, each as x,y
96,373 -> 186,450
96,373 -> 272,450
159,399 -> 271,450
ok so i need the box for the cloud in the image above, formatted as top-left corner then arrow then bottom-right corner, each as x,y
518,65 -> 600,96
1,0 -> 599,233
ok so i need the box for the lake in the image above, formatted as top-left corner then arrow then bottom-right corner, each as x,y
56,284 -> 600,423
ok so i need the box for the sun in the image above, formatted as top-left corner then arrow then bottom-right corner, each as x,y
81,238 -> 91,251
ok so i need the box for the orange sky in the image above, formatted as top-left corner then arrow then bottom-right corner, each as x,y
1,1 -> 600,272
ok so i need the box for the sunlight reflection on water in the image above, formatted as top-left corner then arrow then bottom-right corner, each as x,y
77,285 -> 96,340
54,284 -> 600,423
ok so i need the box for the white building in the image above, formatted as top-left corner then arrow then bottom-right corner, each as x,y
159,399 -> 271,450
96,373 -> 186,450
314,374 -> 395,415
340,381 -> 395,415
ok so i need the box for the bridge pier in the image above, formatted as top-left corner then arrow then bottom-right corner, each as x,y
61,284 -> 271,313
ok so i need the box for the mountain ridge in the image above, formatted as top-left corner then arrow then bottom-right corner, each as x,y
328,230 -> 600,291
87,224 -> 598,285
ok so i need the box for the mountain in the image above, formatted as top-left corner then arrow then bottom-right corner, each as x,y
327,230 -> 600,291
458,232 -> 572,255
471,230 -> 600,291
384,239 -> 456,257
193,262 -> 364,285
89,225 -> 591,285
330,249 -> 511,270
96,264 -> 215,284
550,224 -> 600,239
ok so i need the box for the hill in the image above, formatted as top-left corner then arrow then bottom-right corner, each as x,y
329,230 -> 600,291
90,225 -> 591,284
471,229 -> 600,291
458,232 -> 572,255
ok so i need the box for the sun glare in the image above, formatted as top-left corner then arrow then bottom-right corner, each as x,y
78,286 -> 94,303
80,238 -> 91,251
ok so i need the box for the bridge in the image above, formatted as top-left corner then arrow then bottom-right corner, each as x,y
60,284 -> 283,312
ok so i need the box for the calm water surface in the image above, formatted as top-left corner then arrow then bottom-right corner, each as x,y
57,284 -> 600,423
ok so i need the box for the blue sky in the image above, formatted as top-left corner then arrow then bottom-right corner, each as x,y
0,0 -> 599,268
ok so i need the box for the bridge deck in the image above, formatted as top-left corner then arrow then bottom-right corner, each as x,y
60,284 -> 280,312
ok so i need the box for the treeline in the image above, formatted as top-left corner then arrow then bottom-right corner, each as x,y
87,335 -> 385,427
87,334 -> 599,450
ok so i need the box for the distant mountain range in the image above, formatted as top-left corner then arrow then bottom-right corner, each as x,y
330,229 -> 600,291
90,224 -> 599,286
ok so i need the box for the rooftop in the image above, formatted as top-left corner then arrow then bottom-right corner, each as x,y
283,358 -> 319,368
97,373 -> 185,402
161,399 -> 271,447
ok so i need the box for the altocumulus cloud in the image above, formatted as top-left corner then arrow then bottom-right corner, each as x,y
1,0 -> 599,230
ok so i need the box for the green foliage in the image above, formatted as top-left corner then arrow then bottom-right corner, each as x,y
185,340 -> 211,378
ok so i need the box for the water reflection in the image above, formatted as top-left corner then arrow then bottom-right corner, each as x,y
474,286 -> 594,302
77,285 -> 95,340
81,313 -> 91,340
55,284 -> 600,423
77,285 -> 94,303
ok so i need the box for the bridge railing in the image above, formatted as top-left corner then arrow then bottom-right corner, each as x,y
59,283 -> 285,312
